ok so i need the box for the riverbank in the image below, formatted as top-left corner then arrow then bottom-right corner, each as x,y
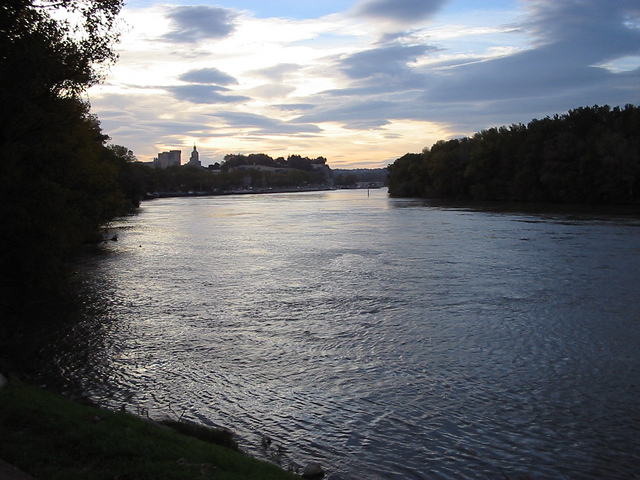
0,377 -> 301,480
145,186 -> 337,200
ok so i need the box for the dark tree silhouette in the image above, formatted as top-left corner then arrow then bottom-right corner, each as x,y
0,0 -> 127,315
388,105 -> 640,205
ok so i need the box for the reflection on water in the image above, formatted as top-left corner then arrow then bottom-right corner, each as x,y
41,189 -> 640,479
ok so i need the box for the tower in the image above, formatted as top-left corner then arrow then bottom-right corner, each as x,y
155,149 -> 181,168
188,144 -> 201,167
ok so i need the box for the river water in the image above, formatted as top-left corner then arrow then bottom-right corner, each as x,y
52,189 -> 640,479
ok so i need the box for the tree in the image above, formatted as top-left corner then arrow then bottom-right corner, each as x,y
387,105 -> 640,205
221,154 -> 248,171
287,155 -> 313,171
387,153 -> 424,197
0,0 -> 126,316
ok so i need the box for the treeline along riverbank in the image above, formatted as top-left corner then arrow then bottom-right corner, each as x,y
387,105 -> 640,205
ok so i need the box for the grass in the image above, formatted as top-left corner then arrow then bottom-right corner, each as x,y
157,419 -> 239,451
0,378 -> 300,480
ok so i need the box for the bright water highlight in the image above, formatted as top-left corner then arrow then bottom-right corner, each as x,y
59,189 -> 640,479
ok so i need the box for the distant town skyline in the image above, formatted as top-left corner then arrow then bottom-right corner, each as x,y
87,0 -> 640,168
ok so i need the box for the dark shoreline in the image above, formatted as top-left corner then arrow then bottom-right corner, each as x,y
144,185 -> 385,200
145,186 -> 337,200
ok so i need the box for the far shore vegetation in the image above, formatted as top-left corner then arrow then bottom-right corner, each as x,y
123,153 -> 336,199
387,104 -> 640,204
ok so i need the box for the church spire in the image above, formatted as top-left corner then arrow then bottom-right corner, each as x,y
188,143 -> 200,167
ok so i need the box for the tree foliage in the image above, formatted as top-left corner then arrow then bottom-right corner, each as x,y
0,0 -> 126,315
387,105 -> 640,205
221,153 -> 327,172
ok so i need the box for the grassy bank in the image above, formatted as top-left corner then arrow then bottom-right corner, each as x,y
0,378 -> 300,480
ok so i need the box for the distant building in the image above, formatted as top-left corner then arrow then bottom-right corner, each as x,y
155,150 -> 181,168
187,144 -> 201,167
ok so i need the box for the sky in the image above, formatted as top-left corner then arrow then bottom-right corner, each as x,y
87,0 -> 640,168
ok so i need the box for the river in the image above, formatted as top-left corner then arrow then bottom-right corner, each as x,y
50,188 -> 640,479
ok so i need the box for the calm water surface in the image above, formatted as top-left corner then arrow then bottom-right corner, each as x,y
56,189 -> 640,479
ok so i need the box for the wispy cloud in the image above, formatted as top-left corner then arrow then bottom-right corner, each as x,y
166,85 -> 250,104
178,68 -> 238,85
210,111 -> 323,136
250,63 -> 302,82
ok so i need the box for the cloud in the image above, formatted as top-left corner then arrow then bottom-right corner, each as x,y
339,42 -> 436,81
248,84 -> 297,99
178,68 -> 238,86
402,5 -> 640,134
91,0 -> 640,168
273,103 -> 316,112
88,93 -> 219,152
354,0 -> 449,25
250,63 -> 302,82
243,64 -> 302,99
167,85 -> 250,104
163,6 -> 238,43
420,0 -> 640,105
210,111 -> 323,135
287,40 -> 437,130
297,99 -> 396,130
521,0 -> 640,67
311,0 -> 640,134
523,0 -> 640,48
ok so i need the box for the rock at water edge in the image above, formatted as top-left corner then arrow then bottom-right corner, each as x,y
302,462 -> 325,479
0,373 -> 7,389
